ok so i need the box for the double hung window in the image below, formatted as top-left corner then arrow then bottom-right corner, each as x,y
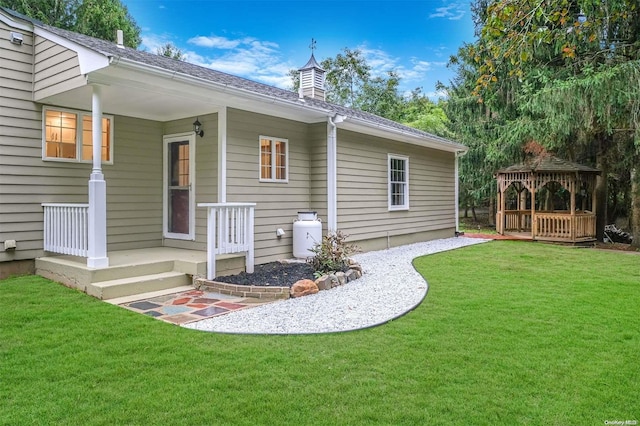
388,154 -> 409,210
260,136 -> 288,182
43,107 -> 113,163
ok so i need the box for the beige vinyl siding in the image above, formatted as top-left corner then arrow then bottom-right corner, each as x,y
0,20 -> 165,261
0,20 -> 41,262
309,122 -> 328,234
33,36 -> 85,100
161,114 -> 218,251
104,116 -> 164,251
226,108 -> 312,264
336,129 -> 456,247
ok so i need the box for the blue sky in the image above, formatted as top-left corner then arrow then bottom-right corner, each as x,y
122,0 -> 476,99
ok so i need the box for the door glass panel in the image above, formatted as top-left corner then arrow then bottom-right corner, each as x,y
168,141 -> 190,234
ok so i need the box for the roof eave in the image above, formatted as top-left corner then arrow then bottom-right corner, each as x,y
106,56 -> 334,119
339,117 -> 467,153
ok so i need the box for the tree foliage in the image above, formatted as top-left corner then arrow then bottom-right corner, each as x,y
290,48 -> 452,138
157,42 -> 186,61
0,0 -> 141,48
446,0 -> 640,243
321,48 -> 371,107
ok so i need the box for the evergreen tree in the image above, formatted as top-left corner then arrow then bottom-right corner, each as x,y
446,0 -> 640,243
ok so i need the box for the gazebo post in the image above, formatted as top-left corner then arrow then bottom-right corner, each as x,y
496,177 -> 502,234
499,178 -> 506,234
531,172 -> 536,240
570,173 -> 577,241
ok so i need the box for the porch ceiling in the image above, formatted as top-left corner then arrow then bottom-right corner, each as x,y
36,66 -> 330,124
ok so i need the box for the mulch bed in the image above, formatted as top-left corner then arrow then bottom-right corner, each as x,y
214,262 -> 316,287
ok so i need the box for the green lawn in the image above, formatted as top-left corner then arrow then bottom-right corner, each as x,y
1,241 -> 638,425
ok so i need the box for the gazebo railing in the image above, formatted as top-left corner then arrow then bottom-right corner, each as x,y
503,210 -> 532,232
501,210 -> 596,241
535,212 -> 596,240
574,212 -> 596,239
535,212 -> 572,239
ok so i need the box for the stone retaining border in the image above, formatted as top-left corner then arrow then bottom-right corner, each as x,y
194,279 -> 290,300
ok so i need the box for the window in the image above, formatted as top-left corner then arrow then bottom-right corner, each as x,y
43,108 -> 113,163
259,136 -> 288,182
388,154 -> 409,210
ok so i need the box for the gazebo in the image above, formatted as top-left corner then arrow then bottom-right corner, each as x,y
496,155 -> 600,243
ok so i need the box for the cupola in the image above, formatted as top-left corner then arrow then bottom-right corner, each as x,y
298,42 -> 325,101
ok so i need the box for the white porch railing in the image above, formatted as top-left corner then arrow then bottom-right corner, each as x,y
42,203 -> 89,257
198,203 -> 256,280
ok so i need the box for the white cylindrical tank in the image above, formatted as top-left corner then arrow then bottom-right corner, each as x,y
293,211 -> 323,259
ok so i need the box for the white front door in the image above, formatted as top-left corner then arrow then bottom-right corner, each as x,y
163,133 -> 195,240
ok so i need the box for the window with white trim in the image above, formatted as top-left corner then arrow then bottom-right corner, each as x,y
259,136 -> 288,182
388,154 -> 409,210
43,107 -> 113,163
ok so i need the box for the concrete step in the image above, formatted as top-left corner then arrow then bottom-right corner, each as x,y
36,249 -> 248,300
104,285 -> 195,305
88,271 -> 192,300
35,257 -> 176,286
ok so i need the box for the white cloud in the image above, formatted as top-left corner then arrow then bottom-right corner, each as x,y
139,32 -> 449,94
187,35 -> 242,49
358,46 -> 399,77
357,44 -> 448,93
182,34 -> 294,88
429,3 -> 466,21
140,33 -> 172,54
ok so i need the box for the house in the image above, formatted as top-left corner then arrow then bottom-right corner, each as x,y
0,7 -> 467,294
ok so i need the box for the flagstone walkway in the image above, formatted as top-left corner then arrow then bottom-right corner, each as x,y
118,289 -> 273,325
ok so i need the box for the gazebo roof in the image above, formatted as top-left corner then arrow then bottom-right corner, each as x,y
497,155 -> 600,175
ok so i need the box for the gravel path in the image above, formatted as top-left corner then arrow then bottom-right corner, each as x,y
184,237 -> 490,334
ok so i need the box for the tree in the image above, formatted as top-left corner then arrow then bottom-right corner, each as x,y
0,0 -> 141,48
74,0 -> 140,48
321,48 -> 371,107
446,0 -> 640,243
0,0 -> 75,28
157,42 -> 185,61
399,89 -> 454,139
290,49 -> 453,138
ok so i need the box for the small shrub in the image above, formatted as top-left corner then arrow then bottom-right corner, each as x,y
308,230 -> 359,276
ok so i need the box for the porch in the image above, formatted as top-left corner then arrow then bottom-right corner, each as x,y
35,247 -> 246,301
39,203 -> 256,299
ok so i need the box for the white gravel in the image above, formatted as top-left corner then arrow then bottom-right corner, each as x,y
183,236 -> 490,334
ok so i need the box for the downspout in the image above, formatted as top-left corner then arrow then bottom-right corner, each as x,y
455,150 -> 467,236
327,114 -> 344,232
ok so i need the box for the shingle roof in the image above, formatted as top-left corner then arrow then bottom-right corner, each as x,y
497,155 -> 600,174
299,53 -> 324,71
3,7 -> 465,151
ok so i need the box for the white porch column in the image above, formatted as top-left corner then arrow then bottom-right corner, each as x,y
87,85 -> 109,268
218,107 -> 227,203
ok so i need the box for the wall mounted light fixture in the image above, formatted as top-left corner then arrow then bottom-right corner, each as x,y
193,118 -> 204,137
10,32 -> 23,45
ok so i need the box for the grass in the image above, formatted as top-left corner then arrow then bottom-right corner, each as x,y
459,212 -> 498,234
1,241 -> 638,425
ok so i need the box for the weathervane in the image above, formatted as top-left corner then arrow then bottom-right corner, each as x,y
309,38 -> 316,53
